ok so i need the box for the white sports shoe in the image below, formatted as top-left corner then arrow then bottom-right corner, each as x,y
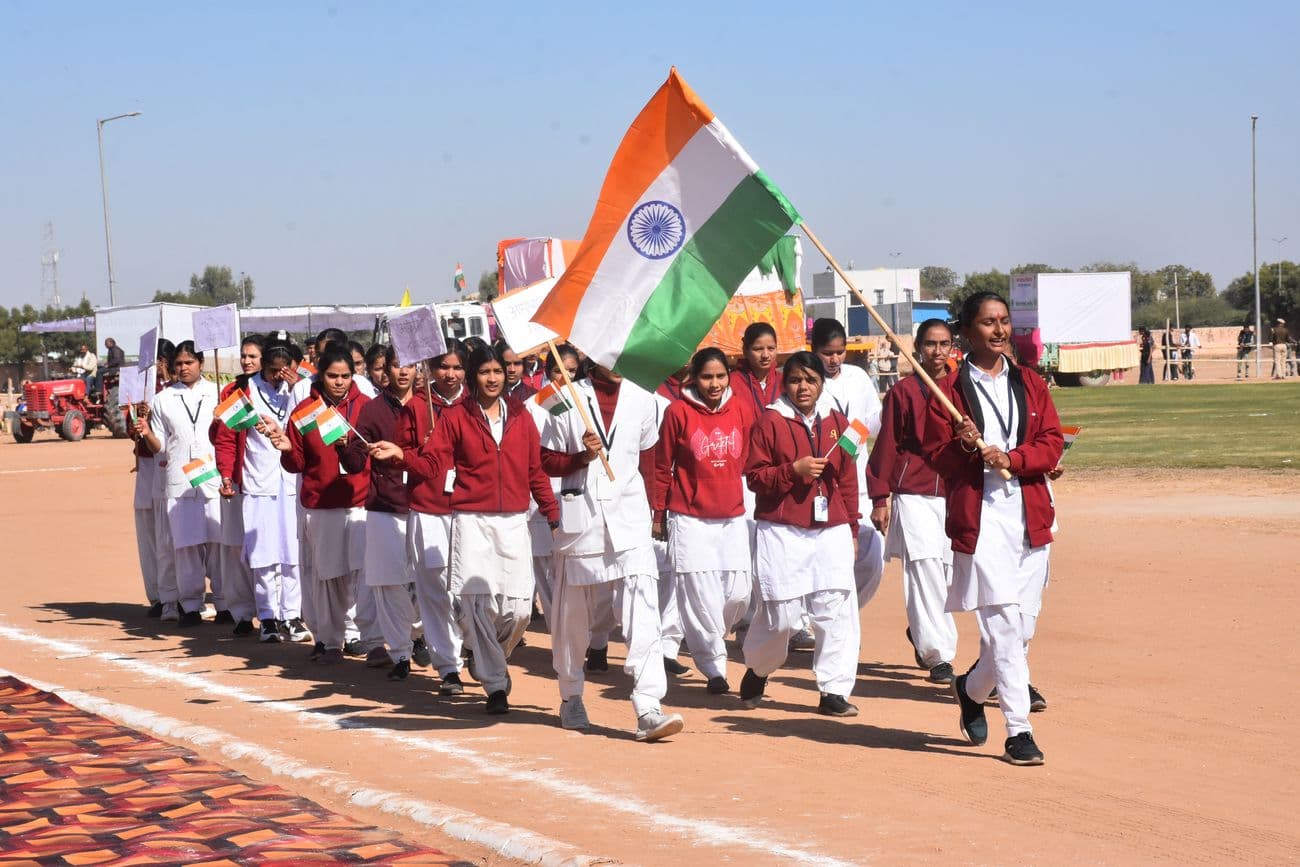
160,603 -> 180,623
635,710 -> 684,743
559,696 -> 590,731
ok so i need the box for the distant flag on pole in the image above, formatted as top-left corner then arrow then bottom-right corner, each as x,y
399,286 -> 413,307
833,419 -> 871,459
216,389 -> 258,431
532,381 -> 573,416
530,67 -> 801,391
454,263 -> 468,294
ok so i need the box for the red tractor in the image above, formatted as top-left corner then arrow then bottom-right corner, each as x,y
7,374 -> 129,443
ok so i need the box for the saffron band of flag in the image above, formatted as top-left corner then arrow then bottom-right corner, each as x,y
216,389 -> 258,431
531,68 -> 801,390
183,456 -> 219,487
834,419 -> 871,458
1060,425 -> 1083,449
533,382 -> 572,416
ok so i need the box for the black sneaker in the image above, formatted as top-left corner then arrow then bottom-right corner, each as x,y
485,690 -> 509,714
146,602 -> 163,619
905,627 -> 925,669
439,671 -> 464,696
343,639 -> 364,657
705,676 -> 730,695
952,674 -> 988,746
411,637 -> 432,668
233,620 -> 255,636
928,662 -> 955,685
387,659 -> 411,681
585,646 -> 609,673
817,693 -> 859,717
260,620 -> 282,643
664,656 -> 690,676
309,640 -> 326,660
178,610 -> 203,628
1002,731 -> 1045,766
1029,683 -> 1047,713
739,668 -> 767,708
213,610 -> 235,625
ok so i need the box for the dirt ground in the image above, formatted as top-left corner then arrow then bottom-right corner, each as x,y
2,433 -> 1298,865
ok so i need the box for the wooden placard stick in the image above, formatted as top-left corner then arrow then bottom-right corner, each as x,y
546,339 -> 615,482
800,224 -> 1013,481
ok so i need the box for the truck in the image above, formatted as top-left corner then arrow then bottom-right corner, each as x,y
1010,272 -> 1139,386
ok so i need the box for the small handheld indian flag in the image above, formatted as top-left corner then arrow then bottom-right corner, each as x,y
1060,425 -> 1083,461
291,397 -> 327,434
296,360 -> 317,379
314,406 -> 349,446
183,455 -> 219,488
532,382 -> 572,416
216,389 -> 258,431
833,419 -> 871,459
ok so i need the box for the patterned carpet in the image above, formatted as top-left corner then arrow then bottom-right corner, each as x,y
0,677 -> 464,864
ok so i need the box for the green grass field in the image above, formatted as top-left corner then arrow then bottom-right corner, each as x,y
1049,382 -> 1299,470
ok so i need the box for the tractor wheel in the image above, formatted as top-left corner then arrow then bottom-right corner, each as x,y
60,409 -> 87,442
103,388 -> 129,438
6,412 -> 34,443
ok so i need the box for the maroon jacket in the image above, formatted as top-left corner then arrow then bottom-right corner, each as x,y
211,376 -> 259,487
399,398 -> 558,521
342,391 -> 411,514
731,364 -> 783,419
745,405 -> 860,534
653,389 -> 756,520
865,373 -> 946,506
396,390 -> 469,515
922,362 -> 1063,554
280,383 -> 369,510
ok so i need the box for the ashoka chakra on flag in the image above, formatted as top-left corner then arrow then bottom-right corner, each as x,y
627,201 -> 686,260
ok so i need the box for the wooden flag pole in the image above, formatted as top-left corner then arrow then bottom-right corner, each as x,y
547,339 -> 615,482
422,360 -> 436,444
800,224 -> 1013,481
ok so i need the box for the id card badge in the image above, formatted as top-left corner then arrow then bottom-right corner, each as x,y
444,468 -> 457,494
812,495 -> 830,523
190,442 -> 202,460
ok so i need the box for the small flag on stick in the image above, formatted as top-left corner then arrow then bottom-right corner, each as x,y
315,407 -> 350,446
296,360 -> 317,379
454,263 -> 467,293
1059,425 -> 1083,461
291,397 -> 327,434
832,419 -> 871,459
532,382 -> 573,416
216,389 -> 258,431
183,455 -> 219,488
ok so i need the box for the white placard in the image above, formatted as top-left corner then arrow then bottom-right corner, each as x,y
388,306 -> 448,366
497,278 -> 560,355
138,327 -> 157,371
192,304 -> 241,352
118,366 -> 146,406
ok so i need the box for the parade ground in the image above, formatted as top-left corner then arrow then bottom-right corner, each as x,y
1,384 -> 1297,866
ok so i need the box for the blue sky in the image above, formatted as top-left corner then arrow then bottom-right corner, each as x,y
2,1 -> 1297,310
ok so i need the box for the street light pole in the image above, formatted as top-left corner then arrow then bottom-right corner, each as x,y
889,251 -> 902,333
1273,236 -> 1287,298
1251,114 -> 1261,377
97,111 -> 142,307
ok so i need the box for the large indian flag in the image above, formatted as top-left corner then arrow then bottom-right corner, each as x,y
532,68 -> 801,389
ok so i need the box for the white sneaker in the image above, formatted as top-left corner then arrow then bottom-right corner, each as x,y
560,696 -> 590,731
635,710 -> 684,743
160,603 -> 180,623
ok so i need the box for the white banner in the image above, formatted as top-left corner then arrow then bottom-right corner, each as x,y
497,278 -> 560,355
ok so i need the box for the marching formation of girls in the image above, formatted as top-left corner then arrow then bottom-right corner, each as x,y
126,300 -> 1062,763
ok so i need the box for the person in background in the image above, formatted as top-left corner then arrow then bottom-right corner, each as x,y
521,353 -> 545,391
104,337 -> 126,376
1160,328 -> 1179,381
867,319 -> 957,686
1271,318 -> 1290,380
72,343 -> 98,394
239,335 -> 264,376
364,343 -> 389,392
495,339 -> 537,401
1138,327 -> 1155,384
348,341 -> 368,377
1236,324 -> 1255,380
128,340 -> 176,619
1181,326 -> 1200,381
527,344 -> 580,628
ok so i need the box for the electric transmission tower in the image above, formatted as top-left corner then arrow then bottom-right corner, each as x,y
40,221 -> 63,308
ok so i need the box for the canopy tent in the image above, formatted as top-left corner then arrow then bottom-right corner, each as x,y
20,315 -> 94,334
238,305 -> 407,334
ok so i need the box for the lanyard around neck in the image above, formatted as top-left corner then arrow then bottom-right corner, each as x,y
973,375 -> 1014,442
586,395 -> 615,452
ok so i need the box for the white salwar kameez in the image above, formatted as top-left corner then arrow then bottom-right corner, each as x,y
408,511 -> 462,676
304,506 -> 367,650
450,511 -> 533,695
365,510 -> 418,663
949,362 -> 1049,737
885,493 -> 956,667
524,400 -> 563,631
132,450 -> 161,604
744,521 -> 860,697
668,512 -> 752,680
241,378 -> 299,624
543,380 -> 667,721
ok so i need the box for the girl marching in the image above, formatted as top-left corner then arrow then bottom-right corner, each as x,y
652,348 -> 755,695
740,352 -> 862,717
924,291 -> 1063,766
